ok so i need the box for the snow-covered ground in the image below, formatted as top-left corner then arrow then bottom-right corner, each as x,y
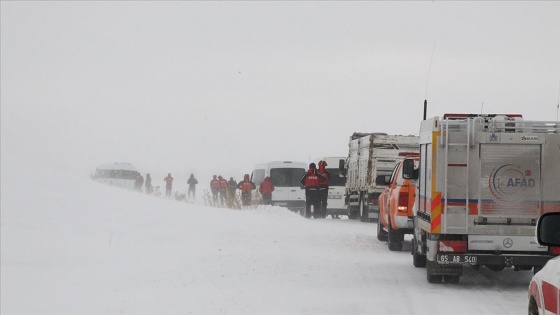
1,164 -> 533,315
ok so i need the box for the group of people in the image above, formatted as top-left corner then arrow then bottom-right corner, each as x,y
209,174 -> 275,207
300,160 -> 331,219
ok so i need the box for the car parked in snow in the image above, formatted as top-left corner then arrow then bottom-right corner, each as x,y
528,212 -> 560,315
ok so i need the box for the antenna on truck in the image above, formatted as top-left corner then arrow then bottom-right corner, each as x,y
423,41 -> 436,121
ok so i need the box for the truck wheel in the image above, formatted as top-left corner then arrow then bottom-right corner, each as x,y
444,275 -> 460,284
412,237 -> 427,268
377,219 -> 388,241
427,274 -> 443,284
388,220 -> 403,251
359,196 -> 369,222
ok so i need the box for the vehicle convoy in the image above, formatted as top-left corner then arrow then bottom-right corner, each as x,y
377,153 -> 419,251
92,162 -> 138,190
528,212 -> 560,315
313,157 -> 347,218
412,113 -> 560,284
251,161 -> 307,210
342,132 -> 419,221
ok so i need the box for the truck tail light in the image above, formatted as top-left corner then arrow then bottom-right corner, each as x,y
549,246 -> 560,256
438,240 -> 467,253
397,193 -> 408,213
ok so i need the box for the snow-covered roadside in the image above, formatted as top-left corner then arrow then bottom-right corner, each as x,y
1,164 -> 532,315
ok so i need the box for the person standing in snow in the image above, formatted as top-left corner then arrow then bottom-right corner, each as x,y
300,163 -> 325,219
259,176 -> 275,205
164,173 -> 174,198
226,177 -> 238,208
317,160 -> 331,219
210,175 -> 220,204
145,173 -> 152,194
237,174 -> 256,206
187,173 -> 198,200
218,175 -> 228,206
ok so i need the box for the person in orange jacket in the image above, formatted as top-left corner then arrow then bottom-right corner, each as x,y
218,175 -> 228,205
259,176 -> 275,205
237,174 -> 256,206
210,175 -> 220,203
164,173 -> 173,198
300,163 -> 326,219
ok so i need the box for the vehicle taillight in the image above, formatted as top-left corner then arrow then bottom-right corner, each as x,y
549,246 -> 560,256
397,193 -> 408,213
438,240 -> 467,253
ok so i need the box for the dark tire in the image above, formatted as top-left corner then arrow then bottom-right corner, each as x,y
359,196 -> 369,222
348,205 -> 358,219
528,296 -> 539,315
427,274 -> 443,284
444,275 -> 460,284
412,237 -> 427,268
388,220 -> 403,251
377,218 -> 388,242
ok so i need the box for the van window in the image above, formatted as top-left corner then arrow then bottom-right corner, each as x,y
252,169 -> 265,186
326,168 -> 346,187
270,168 -> 305,187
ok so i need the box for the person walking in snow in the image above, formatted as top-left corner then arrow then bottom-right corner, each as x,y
187,173 -> 198,200
259,176 -> 275,205
317,160 -> 331,219
210,175 -> 220,204
145,173 -> 152,194
226,177 -> 238,208
164,173 -> 174,198
218,175 -> 228,206
134,172 -> 144,192
300,163 -> 325,219
237,174 -> 256,206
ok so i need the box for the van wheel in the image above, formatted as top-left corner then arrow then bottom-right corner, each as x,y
388,220 -> 403,251
377,219 -> 388,241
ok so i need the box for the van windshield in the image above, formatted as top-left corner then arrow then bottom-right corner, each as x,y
270,168 -> 306,187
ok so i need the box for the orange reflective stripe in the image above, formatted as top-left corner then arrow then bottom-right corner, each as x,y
431,192 -> 442,233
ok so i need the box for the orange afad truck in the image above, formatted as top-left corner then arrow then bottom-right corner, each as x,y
378,153 -> 419,251
411,114 -> 560,283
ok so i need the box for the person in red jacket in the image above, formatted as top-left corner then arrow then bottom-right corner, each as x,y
210,175 -> 220,204
259,176 -> 275,205
317,160 -> 331,219
237,174 -> 256,206
164,173 -> 173,198
218,175 -> 228,206
300,163 -> 326,219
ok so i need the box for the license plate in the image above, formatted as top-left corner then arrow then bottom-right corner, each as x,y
436,254 -> 477,264
328,195 -> 342,199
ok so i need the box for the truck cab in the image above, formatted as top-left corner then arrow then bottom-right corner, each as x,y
378,153 -> 419,251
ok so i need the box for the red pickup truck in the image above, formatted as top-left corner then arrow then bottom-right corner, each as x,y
377,153 -> 419,251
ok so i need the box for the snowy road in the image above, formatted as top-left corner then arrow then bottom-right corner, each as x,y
1,168 -> 532,315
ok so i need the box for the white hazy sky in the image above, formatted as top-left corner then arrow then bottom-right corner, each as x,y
2,1 -> 560,185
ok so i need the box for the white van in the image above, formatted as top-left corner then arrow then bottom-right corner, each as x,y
92,162 -> 137,190
251,161 -> 307,210
313,157 -> 347,218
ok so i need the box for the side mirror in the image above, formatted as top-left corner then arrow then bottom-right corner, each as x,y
375,175 -> 391,186
339,159 -> 346,175
537,212 -> 560,246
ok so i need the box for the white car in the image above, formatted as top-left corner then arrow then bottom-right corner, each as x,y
528,212 -> 560,315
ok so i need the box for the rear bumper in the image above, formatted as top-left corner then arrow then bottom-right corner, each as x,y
434,253 -> 554,267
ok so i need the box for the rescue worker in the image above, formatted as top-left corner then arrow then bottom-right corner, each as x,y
259,176 -> 275,205
226,177 -> 238,208
218,175 -> 228,205
134,172 -> 144,191
187,173 -> 198,200
164,173 -> 173,198
145,173 -> 152,194
210,175 -> 220,204
237,174 -> 256,206
300,163 -> 325,218
317,160 -> 331,219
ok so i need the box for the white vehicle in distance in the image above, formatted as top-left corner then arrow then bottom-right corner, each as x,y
313,157 -> 347,218
92,162 -> 137,190
251,161 -> 307,211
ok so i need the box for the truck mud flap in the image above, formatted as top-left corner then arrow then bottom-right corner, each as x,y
427,260 -> 462,276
